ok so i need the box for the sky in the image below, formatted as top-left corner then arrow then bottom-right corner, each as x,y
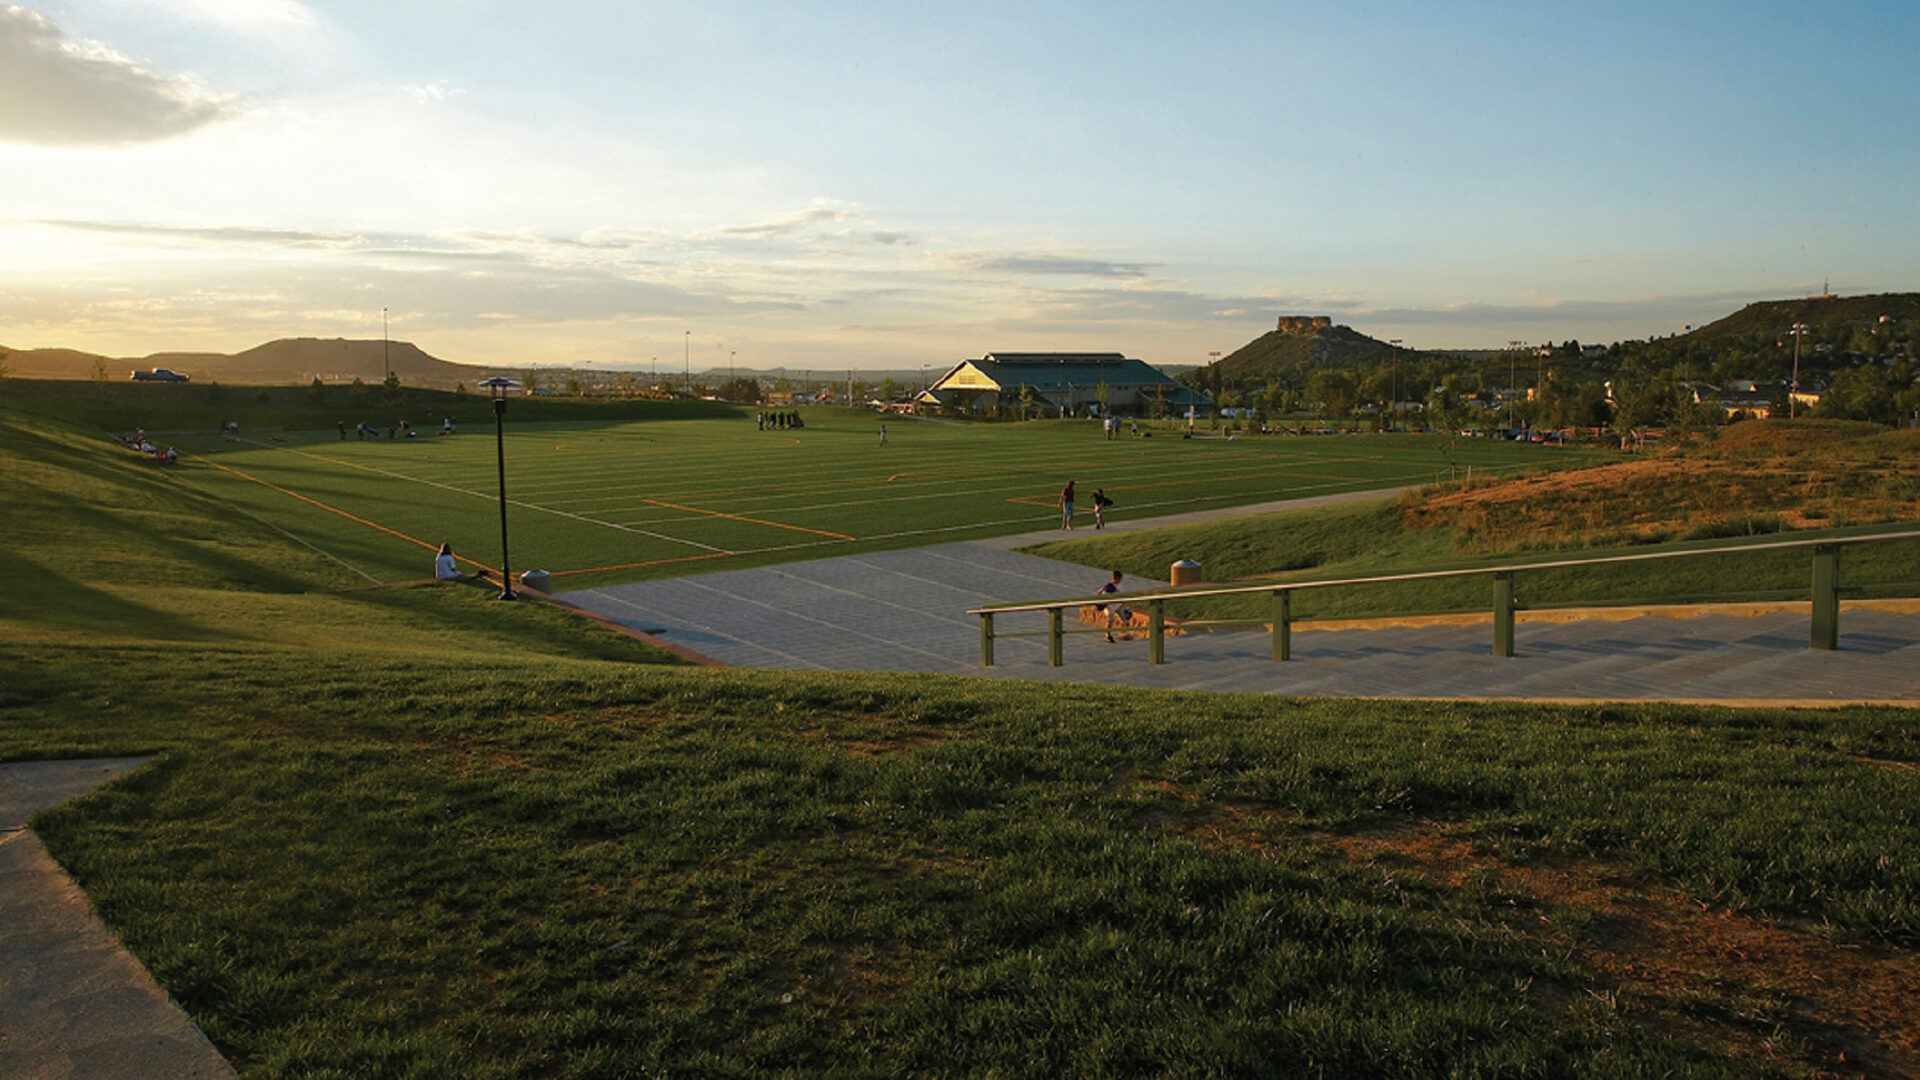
2,1 -> 1917,372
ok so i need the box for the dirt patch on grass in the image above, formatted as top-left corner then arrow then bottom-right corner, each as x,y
1126,781 -> 1918,1076
788,717 -> 957,756
1402,425 -> 1920,553
1330,821 -> 1920,1079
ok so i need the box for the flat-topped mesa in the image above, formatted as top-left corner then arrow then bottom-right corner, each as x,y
1275,315 -> 1333,332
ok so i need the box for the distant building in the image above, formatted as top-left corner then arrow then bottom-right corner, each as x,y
924,353 -> 1211,417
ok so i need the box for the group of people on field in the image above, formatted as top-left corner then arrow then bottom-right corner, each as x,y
341,416 -> 457,440
757,411 -> 804,430
1057,479 -> 1115,530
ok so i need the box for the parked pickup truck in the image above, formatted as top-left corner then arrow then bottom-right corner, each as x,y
130,367 -> 190,382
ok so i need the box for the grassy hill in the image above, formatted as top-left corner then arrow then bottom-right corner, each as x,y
1027,419 -> 1920,623
1688,292 -> 1920,348
4,395 -> 1918,1077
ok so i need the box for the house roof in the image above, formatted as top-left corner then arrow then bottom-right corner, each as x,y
933,354 -> 1196,394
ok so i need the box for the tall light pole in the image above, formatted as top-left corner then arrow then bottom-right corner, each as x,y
479,377 -> 520,600
382,307 -> 390,382
1788,322 -> 1809,418
684,331 -> 691,392
1388,339 -> 1402,418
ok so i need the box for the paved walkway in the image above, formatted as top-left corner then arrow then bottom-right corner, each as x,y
0,758 -> 238,1080
565,490 -> 1920,706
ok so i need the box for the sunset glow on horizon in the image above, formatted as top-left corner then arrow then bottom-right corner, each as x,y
3,1 -> 1917,370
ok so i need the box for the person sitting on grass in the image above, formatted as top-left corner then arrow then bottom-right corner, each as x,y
435,542 -> 473,583
1095,570 -> 1131,643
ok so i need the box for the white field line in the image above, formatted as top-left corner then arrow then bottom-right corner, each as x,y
172,470 -> 386,583
232,438 -> 730,554
530,451 -> 1522,520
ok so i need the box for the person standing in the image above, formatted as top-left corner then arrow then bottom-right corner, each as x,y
1060,479 -> 1076,530
879,423 -> 888,445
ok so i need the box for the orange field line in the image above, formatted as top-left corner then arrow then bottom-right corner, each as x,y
639,497 -> 857,541
191,455 -> 496,574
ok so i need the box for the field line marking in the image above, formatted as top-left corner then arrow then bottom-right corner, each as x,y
189,455 -> 496,574
230,438 -> 730,554
170,469 -> 386,584
639,498 -> 857,541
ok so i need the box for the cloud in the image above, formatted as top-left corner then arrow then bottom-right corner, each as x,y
0,7 -> 233,146
964,254 -> 1159,279
718,207 -> 859,239
38,219 -> 360,247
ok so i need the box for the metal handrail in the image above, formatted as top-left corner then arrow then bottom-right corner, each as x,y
966,527 -> 1920,667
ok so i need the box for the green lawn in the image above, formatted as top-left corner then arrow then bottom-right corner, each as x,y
4,392 -> 1918,1078
152,406 -> 1579,589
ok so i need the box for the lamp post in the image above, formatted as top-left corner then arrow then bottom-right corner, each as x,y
684,330 -> 691,392
1388,339 -> 1402,419
479,376 -> 520,600
1788,322 -> 1809,418
382,307 -> 390,382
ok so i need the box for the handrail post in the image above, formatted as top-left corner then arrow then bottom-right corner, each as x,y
1149,600 -> 1165,664
979,612 -> 995,667
1811,544 -> 1840,651
1048,607 -> 1064,667
1272,588 -> 1291,661
1493,570 -> 1515,658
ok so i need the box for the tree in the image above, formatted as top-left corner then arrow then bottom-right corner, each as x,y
878,377 -> 898,402
717,377 -> 762,403
521,370 -> 540,394
1017,384 -> 1035,420
1425,387 -> 1471,477
307,377 -> 326,403
1096,380 -> 1111,415
91,357 -> 109,399
565,376 -> 582,397
616,372 -> 635,396
381,371 -> 401,401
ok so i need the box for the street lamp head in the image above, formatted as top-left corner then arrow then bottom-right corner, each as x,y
479,376 -> 520,400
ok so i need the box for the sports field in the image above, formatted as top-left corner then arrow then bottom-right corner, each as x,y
162,409 -> 1590,588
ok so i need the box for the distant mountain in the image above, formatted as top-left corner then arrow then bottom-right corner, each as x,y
1209,316 -> 1413,382
0,338 -> 497,389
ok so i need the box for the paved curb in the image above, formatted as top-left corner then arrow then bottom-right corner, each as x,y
0,758 -> 239,1080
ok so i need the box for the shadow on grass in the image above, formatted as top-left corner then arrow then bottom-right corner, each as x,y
2,553 -> 219,642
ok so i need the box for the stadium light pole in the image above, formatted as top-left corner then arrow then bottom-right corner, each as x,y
1788,322 -> 1809,418
382,307 -> 390,382
480,377 -> 520,600
1388,340 -> 1402,419
684,331 -> 690,393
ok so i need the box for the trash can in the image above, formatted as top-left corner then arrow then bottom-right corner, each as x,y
519,569 -> 552,593
1170,559 -> 1202,587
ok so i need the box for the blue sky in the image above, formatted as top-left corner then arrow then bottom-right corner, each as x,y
2,0 -> 1915,371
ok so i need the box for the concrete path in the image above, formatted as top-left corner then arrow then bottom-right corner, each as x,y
0,758 -> 238,1080
564,490 -> 1920,705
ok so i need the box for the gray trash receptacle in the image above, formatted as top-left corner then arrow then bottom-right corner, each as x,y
519,569 -> 552,593
1170,559 -> 1202,587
